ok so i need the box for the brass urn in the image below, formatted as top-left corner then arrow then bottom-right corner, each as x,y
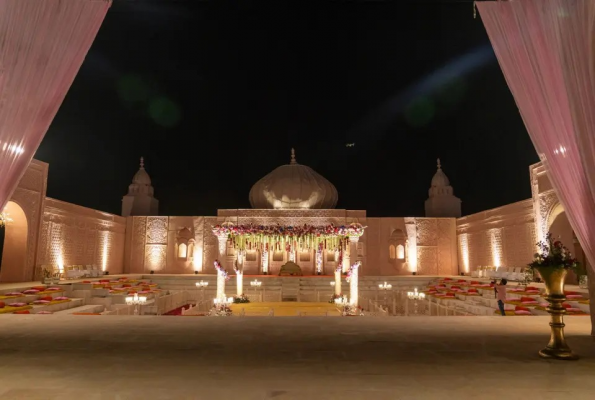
535,267 -> 578,360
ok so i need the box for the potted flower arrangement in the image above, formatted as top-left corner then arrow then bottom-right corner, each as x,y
528,233 -> 579,360
329,293 -> 344,304
233,294 -> 250,304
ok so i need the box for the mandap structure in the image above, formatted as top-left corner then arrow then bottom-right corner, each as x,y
212,222 -> 365,302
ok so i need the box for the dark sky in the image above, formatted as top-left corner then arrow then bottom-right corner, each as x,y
34,0 -> 538,217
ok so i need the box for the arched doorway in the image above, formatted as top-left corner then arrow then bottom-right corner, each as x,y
547,203 -> 580,284
0,201 -> 28,283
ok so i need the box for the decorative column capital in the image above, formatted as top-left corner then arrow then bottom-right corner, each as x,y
349,235 -> 360,243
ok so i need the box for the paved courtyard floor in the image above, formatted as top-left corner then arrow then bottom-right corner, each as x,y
0,315 -> 593,400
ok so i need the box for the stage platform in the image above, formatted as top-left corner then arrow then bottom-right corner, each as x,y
229,301 -> 342,316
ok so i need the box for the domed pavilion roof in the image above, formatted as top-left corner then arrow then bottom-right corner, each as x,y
133,157 -> 152,186
430,158 -> 450,188
249,149 -> 338,209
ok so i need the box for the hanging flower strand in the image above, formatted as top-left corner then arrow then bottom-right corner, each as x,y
212,223 -> 365,252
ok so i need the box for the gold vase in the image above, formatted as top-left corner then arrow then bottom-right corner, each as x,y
535,267 -> 578,360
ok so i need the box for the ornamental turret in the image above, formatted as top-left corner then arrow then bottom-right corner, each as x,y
424,158 -> 461,218
122,157 -> 159,216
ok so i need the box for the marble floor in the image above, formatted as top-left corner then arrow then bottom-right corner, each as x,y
0,315 -> 593,400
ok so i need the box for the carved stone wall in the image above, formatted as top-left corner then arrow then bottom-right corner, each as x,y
39,198 -> 126,274
366,217 -> 456,276
415,218 -> 457,275
456,199 -> 536,271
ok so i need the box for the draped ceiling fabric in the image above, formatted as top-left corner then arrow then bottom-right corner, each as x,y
0,0 -> 111,210
477,0 -> 595,331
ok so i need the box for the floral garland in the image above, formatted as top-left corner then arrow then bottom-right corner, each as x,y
214,260 -> 230,281
346,261 -> 361,283
212,223 -> 365,252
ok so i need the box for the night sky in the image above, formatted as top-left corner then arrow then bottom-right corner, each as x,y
34,0 -> 539,217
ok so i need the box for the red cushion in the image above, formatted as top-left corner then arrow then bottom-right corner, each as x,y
39,296 -> 53,301
562,303 -> 572,308
457,279 -> 466,283
31,286 -> 46,291
13,310 -> 30,314
450,285 -> 460,289
515,306 -> 530,311
526,286 -> 538,290
515,310 -> 532,315
468,289 -> 478,293
564,291 -> 579,295
123,284 -> 131,287
520,296 -> 535,302
0,301 -> 4,308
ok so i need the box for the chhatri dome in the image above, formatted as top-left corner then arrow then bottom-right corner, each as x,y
249,149 -> 338,209
424,158 -> 461,218
121,157 -> 159,217
132,157 -> 152,186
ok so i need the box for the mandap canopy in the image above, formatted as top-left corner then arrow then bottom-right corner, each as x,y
212,223 -> 365,264
0,0 -> 111,215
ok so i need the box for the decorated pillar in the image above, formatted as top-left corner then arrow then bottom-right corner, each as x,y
315,248 -> 323,275
217,236 -> 228,269
348,261 -> 361,307
334,265 -> 342,296
261,249 -> 269,274
235,252 -> 244,296
214,260 -> 228,300
349,236 -> 359,273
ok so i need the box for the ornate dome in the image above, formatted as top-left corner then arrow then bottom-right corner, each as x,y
133,157 -> 151,185
430,158 -> 450,187
249,149 -> 338,209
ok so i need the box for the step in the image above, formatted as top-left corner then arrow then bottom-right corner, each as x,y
30,298 -> 85,313
52,304 -> 105,315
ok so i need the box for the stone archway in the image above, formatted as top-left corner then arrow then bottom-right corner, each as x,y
0,201 -> 29,283
547,203 -> 579,284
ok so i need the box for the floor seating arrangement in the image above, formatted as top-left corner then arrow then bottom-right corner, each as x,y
422,278 -> 589,316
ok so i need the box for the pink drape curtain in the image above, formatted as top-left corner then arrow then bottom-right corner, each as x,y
0,0 -> 111,210
477,0 -> 595,272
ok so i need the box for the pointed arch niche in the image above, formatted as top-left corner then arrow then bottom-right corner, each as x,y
388,228 -> 407,273
176,227 -> 194,261
0,201 -> 28,282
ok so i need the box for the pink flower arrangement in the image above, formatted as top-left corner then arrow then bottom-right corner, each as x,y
214,260 -> 230,281
529,233 -> 579,270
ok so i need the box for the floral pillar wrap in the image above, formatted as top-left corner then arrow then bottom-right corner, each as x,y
214,260 -> 229,300
315,248 -> 323,274
261,249 -> 269,274
234,253 -> 243,297
334,264 -> 342,296
349,236 -> 360,273
347,261 -> 361,307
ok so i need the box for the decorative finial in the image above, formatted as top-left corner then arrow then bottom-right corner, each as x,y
437,158 -> 441,170
140,157 -> 145,169
290,148 -> 297,164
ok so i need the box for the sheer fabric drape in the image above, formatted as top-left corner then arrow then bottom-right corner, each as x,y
0,0 -> 111,210
477,0 -> 595,271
